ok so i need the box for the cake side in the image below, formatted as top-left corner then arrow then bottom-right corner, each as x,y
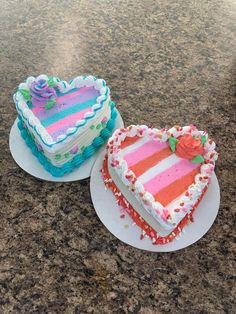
105,125 -> 218,233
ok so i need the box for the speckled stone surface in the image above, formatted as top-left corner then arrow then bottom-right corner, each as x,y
0,0 -> 236,313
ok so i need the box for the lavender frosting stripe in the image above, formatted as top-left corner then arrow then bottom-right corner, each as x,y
33,88 -> 100,121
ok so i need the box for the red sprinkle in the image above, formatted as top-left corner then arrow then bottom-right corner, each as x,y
125,174 -> 133,180
140,234 -> 145,240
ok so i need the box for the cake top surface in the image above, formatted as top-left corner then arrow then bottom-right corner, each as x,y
106,125 -> 218,229
14,75 -> 110,148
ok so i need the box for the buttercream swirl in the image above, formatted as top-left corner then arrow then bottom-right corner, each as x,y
175,134 -> 204,160
30,78 -> 56,107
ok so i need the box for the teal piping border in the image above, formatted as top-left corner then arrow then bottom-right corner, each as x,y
17,102 -> 117,177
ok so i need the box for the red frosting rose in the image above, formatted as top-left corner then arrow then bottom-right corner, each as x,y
175,134 -> 204,160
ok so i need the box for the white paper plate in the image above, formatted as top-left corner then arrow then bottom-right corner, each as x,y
9,111 -> 124,182
90,150 -> 220,252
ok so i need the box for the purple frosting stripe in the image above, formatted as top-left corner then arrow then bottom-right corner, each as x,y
33,87 -> 100,121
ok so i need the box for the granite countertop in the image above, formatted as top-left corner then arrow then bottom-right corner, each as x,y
0,0 -> 235,313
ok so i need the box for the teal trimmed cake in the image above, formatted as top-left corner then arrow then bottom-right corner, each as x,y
13,75 -> 117,176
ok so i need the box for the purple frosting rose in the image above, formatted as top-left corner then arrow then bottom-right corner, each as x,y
30,78 -> 56,107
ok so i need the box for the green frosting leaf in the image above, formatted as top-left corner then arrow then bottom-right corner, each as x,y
169,137 -> 179,152
201,135 -> 207,145
45,99 -> 56,110
48,76 -> 55,87
191,155 -> 204,163
19,88 -> 31,101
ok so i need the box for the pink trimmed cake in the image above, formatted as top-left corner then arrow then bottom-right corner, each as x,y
13,75 -> 117,177
102,125 -> 218,245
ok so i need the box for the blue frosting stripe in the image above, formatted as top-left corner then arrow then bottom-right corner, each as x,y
17,104 -> 117,177
41,97 -> 98,127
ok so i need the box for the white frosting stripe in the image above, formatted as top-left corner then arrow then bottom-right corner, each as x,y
138,154 -> 181,184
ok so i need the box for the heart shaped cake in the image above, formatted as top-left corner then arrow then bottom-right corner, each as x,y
102,125 -> 218,244
14,75 -> 117,176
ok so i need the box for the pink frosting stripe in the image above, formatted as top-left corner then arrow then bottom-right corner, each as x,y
124,140 -> 168,167
31,87 -> 90,114
143,159 -> 199,196
45,107 -> 91,135
31,106 -> 46,114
